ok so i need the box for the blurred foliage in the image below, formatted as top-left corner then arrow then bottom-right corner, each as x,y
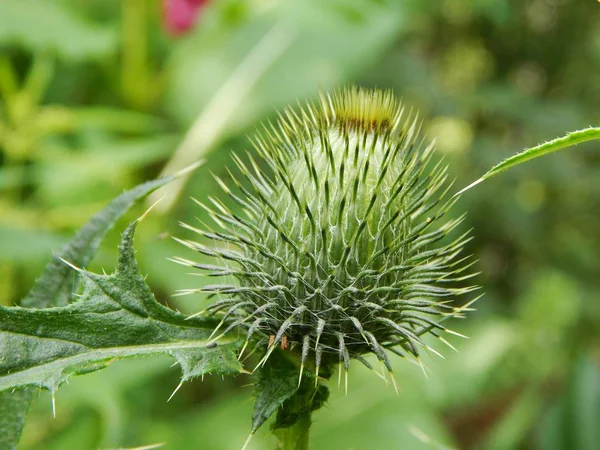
1,0 -> 599,449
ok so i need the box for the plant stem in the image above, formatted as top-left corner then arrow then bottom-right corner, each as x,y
272,371 -> 329,450
274,408 -> 311,450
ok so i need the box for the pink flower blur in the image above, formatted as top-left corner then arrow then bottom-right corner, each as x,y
163,0 -> 209,36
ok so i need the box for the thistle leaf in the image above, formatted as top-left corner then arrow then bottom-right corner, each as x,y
456,126 -> 600,195
1,174 -> 176,450
252,350 -> 300,433
0,390 -> 30,450
0,221 -> 243,394
251,349 -> 329,443
22,176 -> 176,309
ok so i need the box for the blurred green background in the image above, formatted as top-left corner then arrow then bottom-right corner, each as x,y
1,0 -> 599,449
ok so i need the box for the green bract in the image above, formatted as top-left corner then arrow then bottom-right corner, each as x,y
174,86 -> 477,386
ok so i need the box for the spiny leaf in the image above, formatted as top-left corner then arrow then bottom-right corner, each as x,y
456,126 -> 600,195
0,221 -> 243,394
0,390 -> 30,450
1,174 -> 176,450
252,350 -> 301,433
251,350 -> 329,443
22,175 -> 175,309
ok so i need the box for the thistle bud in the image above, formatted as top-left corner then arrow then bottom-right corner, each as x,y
175,86 -> 477,383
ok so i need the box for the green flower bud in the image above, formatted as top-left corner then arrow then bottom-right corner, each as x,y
175,86 -> 477,385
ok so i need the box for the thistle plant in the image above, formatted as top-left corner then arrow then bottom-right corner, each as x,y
1,86 -> 598,450
173,86 -> 478,447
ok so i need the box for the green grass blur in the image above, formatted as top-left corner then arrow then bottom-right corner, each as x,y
1,0 -> 599,449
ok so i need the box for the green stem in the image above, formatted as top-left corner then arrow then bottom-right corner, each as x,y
274,407 -> 311,450
456,126 -> 600,195
272,370 -> 329,450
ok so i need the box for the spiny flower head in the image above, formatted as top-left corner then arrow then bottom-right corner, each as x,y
174,86 -> 477,384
